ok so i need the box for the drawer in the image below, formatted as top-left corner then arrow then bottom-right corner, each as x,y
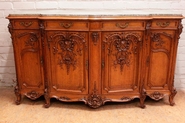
151,20 -> 178,29
45,21 -> 89,30
13,20 -> 39,29
102,21 -> 145,30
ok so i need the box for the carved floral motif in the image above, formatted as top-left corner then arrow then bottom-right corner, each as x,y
8,23 -> 13,35
151,32 -> 172,48
18,32 -> 39,48
151,33 -> 164,47
104,32 -> 141,72
49,32 -> 86,74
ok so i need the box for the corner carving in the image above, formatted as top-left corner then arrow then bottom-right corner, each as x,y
150,32 -> 172,58
8,22 -> 14,41
18,32 -> 39,48
178,23 -> 183,39
151,33 -> 165,48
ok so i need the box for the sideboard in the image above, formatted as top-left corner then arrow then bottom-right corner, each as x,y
7,14 -> 183,108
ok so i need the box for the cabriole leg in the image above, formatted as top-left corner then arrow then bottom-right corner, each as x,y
44,89 -> 50,108
14,86 -> 21,105
139,88 -> 146,108
169,88 -> 177,106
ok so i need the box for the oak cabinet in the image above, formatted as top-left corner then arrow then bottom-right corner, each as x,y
7,14 -> 183,108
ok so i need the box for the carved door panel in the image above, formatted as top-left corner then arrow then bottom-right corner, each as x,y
47,31 -> 89,94
13,30 -> 44,92
146,30 -> 176,91
102,32 -> 143,94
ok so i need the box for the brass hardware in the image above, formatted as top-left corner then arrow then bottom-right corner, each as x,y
156,21 -> 170,28
20,22 -> 33,27
116,22 -> 129,29
60,22 -> 73,29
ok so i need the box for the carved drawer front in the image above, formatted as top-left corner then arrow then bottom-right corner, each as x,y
102,21 -> 145,30
151,20 -> 178,29
45,21 -> 89,30
12,20 -> 39,29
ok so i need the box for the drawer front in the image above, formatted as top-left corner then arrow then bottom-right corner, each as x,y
45,21 -> 89,30
102,21 -> 145,30
13,20 -> 39,29
151,20 -> 178,29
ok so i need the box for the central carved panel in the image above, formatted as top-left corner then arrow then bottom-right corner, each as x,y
49,32 -> 86,74
104,32 -> 141,72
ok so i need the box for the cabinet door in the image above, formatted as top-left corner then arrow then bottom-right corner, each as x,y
46,31 -> 89,95
13,30 -> 44,98
146,30 -> 176,91
102,32 -> 143,94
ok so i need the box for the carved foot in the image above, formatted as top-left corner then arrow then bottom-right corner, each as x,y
14,86 -> 21,105
140,88 -> 146,108
139,96 -> 146,109
44,101 -> 50,108
44,96 -> 50,108
44,88 -> 50,108
15,95 -> 21,105
169,88 -> 177,106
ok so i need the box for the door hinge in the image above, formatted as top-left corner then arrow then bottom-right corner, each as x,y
40,57 -> 44,65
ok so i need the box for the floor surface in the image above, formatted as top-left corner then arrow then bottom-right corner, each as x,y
1,87 -> 185,123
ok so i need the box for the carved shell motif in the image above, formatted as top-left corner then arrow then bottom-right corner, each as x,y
26,91 -> 42,100
150,91 -> 164,101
